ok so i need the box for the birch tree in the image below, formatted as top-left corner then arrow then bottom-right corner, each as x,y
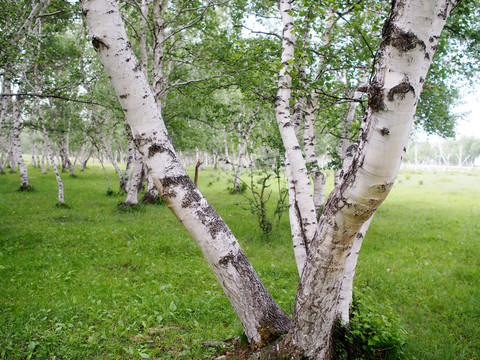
81,0 -> 461,358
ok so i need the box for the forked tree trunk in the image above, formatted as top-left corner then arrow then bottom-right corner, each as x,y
287,1 -> 458,358
82,0 -> 290,345
275,0 -> 317,273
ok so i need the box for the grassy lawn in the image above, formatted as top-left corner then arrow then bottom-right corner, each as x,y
0,164 -> 479,359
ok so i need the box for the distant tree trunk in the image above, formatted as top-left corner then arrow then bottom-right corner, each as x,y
124,150 -> 143,205
41,122 -> 64,204
82,0 -> 290,345
233,120 -> 254,191
12,97 -> 31,189
123,124 -> 135,190
101,132 -> 125,189
97,149 -> 111,191
141,173 -> 159,204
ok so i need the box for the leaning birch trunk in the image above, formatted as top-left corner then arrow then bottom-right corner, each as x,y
82,0 -> 290,345
287,1 -> 458,358
275,0 -> 317,261
12,97 -> 31,190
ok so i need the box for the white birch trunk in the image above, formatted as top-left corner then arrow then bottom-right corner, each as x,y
275,0 -> 317,259
233,120 -> 254,191
288,1 -> 458,358
12,98 -> 31,189
82,0 -> 290,345
303,97 -> 326,215
101,132 -> 125,189
124,150 -> 143,205
41,122 -> 64,204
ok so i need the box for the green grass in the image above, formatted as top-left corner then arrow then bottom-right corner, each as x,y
0,165 -> 479,359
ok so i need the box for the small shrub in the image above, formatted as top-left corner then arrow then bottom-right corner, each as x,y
333,288 -> 407,360
228,182 -> 247,194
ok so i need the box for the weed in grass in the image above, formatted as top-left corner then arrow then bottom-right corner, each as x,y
17,185 -> 35,192
55,203 -> 71,209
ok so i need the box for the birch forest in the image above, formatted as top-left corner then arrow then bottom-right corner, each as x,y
1,0 -> 479,359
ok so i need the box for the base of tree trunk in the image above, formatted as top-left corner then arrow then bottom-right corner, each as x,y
55,202 -> 70,209
141,191 -> 161,205
18,185 -> 35,192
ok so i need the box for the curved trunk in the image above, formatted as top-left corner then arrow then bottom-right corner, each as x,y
82,0 -> 290,345
288,1 -> 458,358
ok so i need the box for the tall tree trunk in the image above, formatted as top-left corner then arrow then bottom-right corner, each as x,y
287,1 -> 458,358
82,0 -> 290,345
275,0 -> 317,271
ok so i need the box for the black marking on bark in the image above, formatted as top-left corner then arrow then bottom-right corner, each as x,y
147,143 -> 174,159
119,94 -> 128,99
380,127 -> 390,136
383,24 -> 426,52
181,190 -> 201,208
126,58 -> 130,62
431,45 -> 439,51
133,63 -> 142,72
403,147 -> 407,152
368,83 -> 385,112
158,175 -> 190,199
292,145 -> 300,150
91,36 -> 109,51
419,76 -> 425,83
425,52 -> 430,60
143,94 -> 148,99
218,252 -> 235,267
82,8 -> 89,17
371,182 -> 394,194
106,10 -> 114,14
283,122 -> 292,128
387,82 -> 415,102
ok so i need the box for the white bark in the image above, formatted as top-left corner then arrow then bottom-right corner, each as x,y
82,0 -> 290,345
275,0 -> 317,268
12,97 -> 30,189
289,1 -> 457,358
233,120 -> 254,191
124,150 -> 143,205
303,96 -> 326,215
337,217 -> 372,323
41,122 -> 64,204
101,132 -> 125,189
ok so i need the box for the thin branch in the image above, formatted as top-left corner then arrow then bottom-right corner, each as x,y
233,24 -> 282,40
